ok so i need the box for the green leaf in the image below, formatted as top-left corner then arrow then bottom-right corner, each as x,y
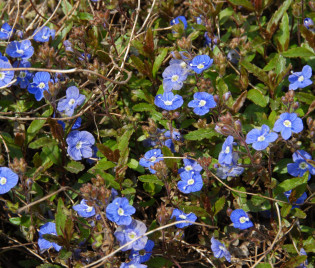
139,175 -> 164,186
77,12 -> 93,21
273,158 -> 291,174
92,161 -> 116,171
118,127 -> 134,153
214,196 -> 226,216
282,47 -> 315,58
61,0 -> 76,16
152,48 -> 168,78
255,264 -> 272,268
281,203 -> 292,217
9,217 -> 21,225
241,61 -> 269,86
295,92 -> 315,105
227,0 -> 254,11
132,103 -> 156,112
121,187 -> 136,195
64,161 -> 85,174
41,145 -> 61,166
274,12 -> 290,52
291,208 -> 306,219
59,249 -> 72,260
185,128 -> 218,141
247,88 -> 268,107
146,257 -> 172,268
216,77 -> 228,97
274,173 -> 309,195
29,137 -> 58,149
56,198 -> 67,236
180,205 -> 209,217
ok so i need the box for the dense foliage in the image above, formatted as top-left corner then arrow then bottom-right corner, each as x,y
0,0 -> 314,267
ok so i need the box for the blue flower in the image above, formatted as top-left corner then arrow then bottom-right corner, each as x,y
13,60 -> 33,89
273,113 -> 303,140
63,40 -> 74,52
0,52 -> 9,62
204,32 -> 212,47
130,240 -> 154,263
162,64 -> 188,92
188,92 -> 217,115
78,53 -> 91,61
230,209 -> 253,230
216,164 -> 244,180
139,149 -> 163,174
171,208 -> 197,228
27,72 -> 51,101
296,248 -> 308,268
57,86 -> 86,116
0,60 -> 14,88
163,130 -> 182,152
304,18 -> 314,31
284,190 -> 307,209
66,130 -> 95,161
33,26 -> 55,42
114,219 -> 148,251
73,199 -> 96,218
218,136 -> 234,165
288,65 -> 312,90
0,167 -> 18,194
170,16 -> 188,29
154,92 -> 183,111
211,237 -> 231,262
0,23 -> 14,40
177,171 -> 203,194
106,197 -> 136,226
38,222 -> 62,252
196,16 -> 203,25
287,150 -> 315,180
178,158 -> 203,174
189,55 -> 213,74
120,260 -> 147,268
245,124 -> 278,150
227,48 -> 240,65
6,40 -> 34,59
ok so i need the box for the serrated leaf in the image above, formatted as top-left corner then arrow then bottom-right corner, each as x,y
275,12 -> 289,52
241,60 -> 269,85
118,127 -> 134,153
152,48 -> 168,78
295,92 -> 315,105
29,137 -> 58,149
282,47 -> 315,58
214,196 -> 226,216
139,175 -> 164,186
247,88 -> 268,107
56,198 -> 67,236
274,172 -> 309,195
185,128 -> 218,141
64,161 -> 85,174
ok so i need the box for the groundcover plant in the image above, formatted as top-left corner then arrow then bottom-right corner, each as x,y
0,0 -> 314,267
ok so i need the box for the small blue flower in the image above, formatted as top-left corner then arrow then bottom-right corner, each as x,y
189,55 -> 213,74
177,171 -> 203,194
273,113 -> 303,140
139,149 -> 163,174
163,130 -> 182,152
196,16 -> 203,25
304,18 -> 314,31
0,167 -> 18,194
284,190 -> 307,209
27,72 -> 51,101
13,60 -> 33,89
287,150 -> 315,180
218,136 -> 234,165
170,16 -> 188,29
296,248 -> 308,268
211,237 -> 231,262
57,86 -> 86,116
162,64 -> 188,92
0,52 -> 9,62
38,222 -> 62,252
204,32 -> 212,47
188,92 -> 217,115
106,197 -> 136,226
120,260 -> 147,268
73,199 -> 96,218
0,60 -> 14,88
178,158 -> 203,174
288,65 -> 312,90
63,40 -> 74,52
57,117 -> 81,130
171,208 -> 197,228
130,240 -> 154,263
230,209 -> 253,230
6,40 -> 34,60
78,53 -> 91,61
227,48 -> 240,65
33,26 -> 55,42
216,164 -> 244,180
245,124 -> 278,151
114,219 -> 148,251
66,130 -> 95,161
154,92 -> 183,111
0,23 -> 14,40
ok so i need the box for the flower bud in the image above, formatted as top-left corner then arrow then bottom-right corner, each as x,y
213,95 -> 220,105
223,91 -> 231,102
234,120 -> 242,132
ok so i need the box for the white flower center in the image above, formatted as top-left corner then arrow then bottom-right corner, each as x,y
86,206 -> 93,212
129,265 -> 136,268
199,100 -> 206,107
150,156 -> 157,162
239,216 -> 249,224
164,100 -> 173,106
225,146 -> 230,154
118,208 -> 124,216
128,231 -> 136,240
76,141 -> 83,149
197,63 -> 204,69
179,214 -> 186,219
283,120 -> 291,127
187,178 -> 194,185
68,98 -> 76,105
16,49 -> 24,54
171,75 -> 179,82
219,245 -> 225,251
38,82 -> 45,89
0,72 -> 4,80
19,72 -> 26,78
257,135 -> 265,142
298,75 -> 304,82
42,35 -> 48,40
0,177 -> 7,185
180,62 -> 187,68
299,162 -> 307,170
185,165 -> 193,171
